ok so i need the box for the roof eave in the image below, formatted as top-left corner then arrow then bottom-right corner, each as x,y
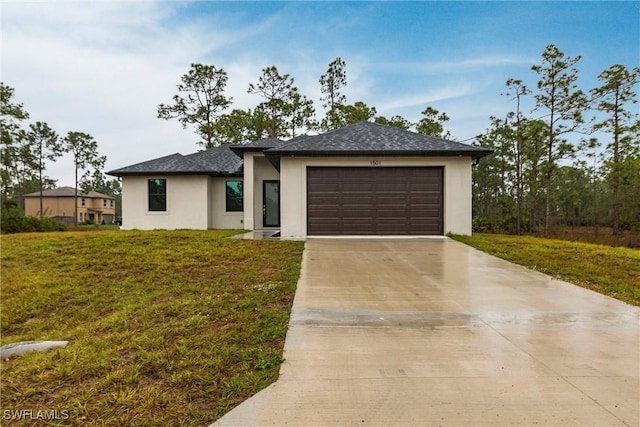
266,149 -> 494,159
106,170 -> 242,177
229,146 -> 272,158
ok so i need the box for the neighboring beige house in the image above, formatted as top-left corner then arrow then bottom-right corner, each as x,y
108,122 -> 492,237
23,186 -> 116,225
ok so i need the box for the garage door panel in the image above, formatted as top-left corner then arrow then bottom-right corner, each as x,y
376,183 -> 408,192
410,196 -> 441,205
407,186 -> 431,193
307,167 -> 443,235
343,184 -> 375,193
308,195 -> 340,204
342,212 -> 374,220
342,196 -> 375,205
376,195 -> 407,206
409,208 -> 441,217
376,208 -> 409,222
341,222 -> 375,234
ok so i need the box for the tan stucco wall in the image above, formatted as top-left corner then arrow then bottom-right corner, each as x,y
121,175 -> 210,230
243,153 -> 280,230
279,156 -> 473,238
25,197 -> 75,218
24,195 -> 115,223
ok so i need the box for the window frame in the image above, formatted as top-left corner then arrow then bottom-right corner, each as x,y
148,178 -> 167,212
225,180 -> 244,212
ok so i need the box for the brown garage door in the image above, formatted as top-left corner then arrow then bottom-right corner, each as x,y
307,167 -> 443,235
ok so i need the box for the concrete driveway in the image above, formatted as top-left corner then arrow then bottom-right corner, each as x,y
214,238 -> 639,427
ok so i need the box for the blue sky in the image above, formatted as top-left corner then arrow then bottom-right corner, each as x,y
2,1 -> 638,187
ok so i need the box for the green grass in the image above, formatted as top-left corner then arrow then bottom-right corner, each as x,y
449,233 -> 640,306
0,230 -> 304,426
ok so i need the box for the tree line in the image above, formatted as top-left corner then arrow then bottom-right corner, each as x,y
3,46 -> 637,237
158,49 -> 639,239
472,45 -> 639,238
0,83 -> 119,225
156,57 -> 453,148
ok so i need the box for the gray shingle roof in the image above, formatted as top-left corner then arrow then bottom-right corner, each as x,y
232,137 -> 285,149
108,123 -> 492,176
23,186 -> 114,199
267,121 -> 492,158
107,145 -> 243,177
229,137 -> 288,157
183,146 -> 243,174
85,190 -> 116,199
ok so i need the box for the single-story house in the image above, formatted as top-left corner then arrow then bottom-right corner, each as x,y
23,186 -> 116,225
108,121 -> 492,237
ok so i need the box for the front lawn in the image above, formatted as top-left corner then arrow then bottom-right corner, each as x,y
449,233 -> 640,306
0,230 -> 304,426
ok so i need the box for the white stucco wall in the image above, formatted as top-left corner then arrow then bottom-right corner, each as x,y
122,175 -> 245,230
121,155 -> 473,235
209,177 -> 244,229
121,175 -> 210,230
279,156 -> 473,238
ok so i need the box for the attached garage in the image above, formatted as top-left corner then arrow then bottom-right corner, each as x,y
307,167 -> 443,235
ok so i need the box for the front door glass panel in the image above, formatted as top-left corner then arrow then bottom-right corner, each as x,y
263,181 -> 280,227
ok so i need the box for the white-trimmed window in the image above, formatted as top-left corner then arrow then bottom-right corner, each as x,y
148,179 -> 167,211
225,181 -> 243,212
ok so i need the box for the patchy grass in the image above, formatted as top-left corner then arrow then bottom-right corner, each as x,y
450,233 -> 640,307
0,230 -> 304,426
68,224 -> 122,232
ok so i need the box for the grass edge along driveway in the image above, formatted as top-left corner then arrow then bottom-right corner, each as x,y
449,233 -> 640,307
0,230 -> 304,426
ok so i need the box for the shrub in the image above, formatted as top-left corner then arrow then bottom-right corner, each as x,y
1,205 -> 67,233
472,217 -> 492,233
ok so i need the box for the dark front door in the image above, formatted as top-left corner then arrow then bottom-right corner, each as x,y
263,180 -> 280,227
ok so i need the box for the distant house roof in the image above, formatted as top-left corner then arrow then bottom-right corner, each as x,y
107,145 -> 243,177
23,186 -> 115,199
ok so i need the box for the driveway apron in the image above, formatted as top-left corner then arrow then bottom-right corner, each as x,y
213,238 -> 639,427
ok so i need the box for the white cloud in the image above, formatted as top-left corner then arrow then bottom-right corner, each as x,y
3,1 -> 621,189
5,1 -> 521,188
1,1 -> 226,185
376,83 -> 476,113
374,55 -> 537,76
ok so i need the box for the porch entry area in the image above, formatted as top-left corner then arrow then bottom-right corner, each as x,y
263,180 -> 280,228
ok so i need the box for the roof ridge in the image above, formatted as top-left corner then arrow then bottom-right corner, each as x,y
23,187 -> 89,197
272,134 -> 312,151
